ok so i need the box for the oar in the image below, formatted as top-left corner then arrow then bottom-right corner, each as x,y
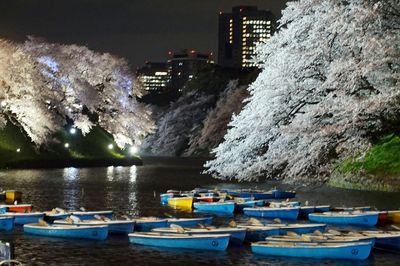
248,217 -> 263,226
391,225 -> 400,231
170,224 -> 185,233
38,219 -> 50,227
163,212 -> 174,218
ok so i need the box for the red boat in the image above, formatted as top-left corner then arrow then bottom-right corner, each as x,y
1,204 -> 33,213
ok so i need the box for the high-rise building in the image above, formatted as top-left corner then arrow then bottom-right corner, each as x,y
218,6 -> 276,69
136,62 -> 170,93
168,49 -> 214,92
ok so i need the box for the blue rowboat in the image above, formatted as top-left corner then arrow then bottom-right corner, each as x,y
308,212 -> 379,226
152,227 -> 246,245
243,207 -> 300,220
266,235 -> 376,246
237,225 -> 281,241
135,218 -> 168,231
70,210 -> 113,220
43,210 -> 71,223
361,231 -> 400,251
54,219 -> 135,234
166,217 -> 213,227
0,216 -> 14,231
0,207 -> 7,213
332,206 -> 371,212
24,224 -> 108,240
128,232 -> 230,251
0,212 -> 44,225
268,201 -> 301,208
160,193 -> 174,205
271,190 -> 296,199
315,205 -> 331,212
299,206 -> 316,217
239,191 -> 274,200
266,223 -> 327,235
251,241 -> 372,260
193,202 -> 235,214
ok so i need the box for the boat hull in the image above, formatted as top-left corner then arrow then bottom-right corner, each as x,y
1,213 -> 44,225
129,233 -> 230,251
167,197 -> 193,210
1,204 -> 33,213
271,190 -> 296,199
71,211 -> 113,220
276,224 -> 327,235
0,217 -> 14,231
251,242 -> 372,260
135,219 -> 168,232
193,202 -> 235,214
243,207 -> 300,220
166,217 -> 213,227
309,213 -> 379,226
24,224 -> 108,240
55,220 -> 135,234
238,226 -> 281,242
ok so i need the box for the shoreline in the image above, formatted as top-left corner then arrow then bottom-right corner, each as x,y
1,157 -> 143,170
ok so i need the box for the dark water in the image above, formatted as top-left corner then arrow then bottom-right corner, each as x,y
0,157 -> 399,265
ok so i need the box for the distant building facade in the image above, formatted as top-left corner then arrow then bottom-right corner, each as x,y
168,49 -> 214,92
218,6 -> 276,69
136,62 -> 170,93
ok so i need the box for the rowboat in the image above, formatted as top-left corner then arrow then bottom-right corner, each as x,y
239,191 -> 274,200
152,226 -> 247,245
0,216 -> 14,231
299,206 -> 316,217
331,206 -> 371,212
315,205 -> 331,212
43,209 -> 71,223
0,207 -> 6,213
237,225 -> 281,241
134,217 -> 168,231
166,217 -> 213,227
168,197 -> 193,210
24,223 -> 108,240
251,241 -> 372,260
4,190 -> 22,202
195,196 -> 215,203
243,207 -> 300,220
54,218 -> 135,234
387,210 -> 400,224
271,190 -> 296,199
268,201 -> 301,208
308,212 -> 379,226
0,204 -> 33,213
160,193 -> 174,205
128,232 -> 230,251
193,202 -> 235,214
0,212 -> 44,225
70,210 -> 113,220
262,223 -> 327,235
360,231 -> 400,251
266,234 -> 375,246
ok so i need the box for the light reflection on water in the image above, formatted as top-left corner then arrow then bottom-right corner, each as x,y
0,157 -> 399,265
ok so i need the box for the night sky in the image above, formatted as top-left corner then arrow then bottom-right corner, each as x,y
0,0 -> 289,69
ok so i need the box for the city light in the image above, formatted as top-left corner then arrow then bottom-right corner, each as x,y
16,148 -> 21,153
108,144 -> 114,150
64,143 -> 69,148
129,146 -> 139,155
69,128 -> 77,134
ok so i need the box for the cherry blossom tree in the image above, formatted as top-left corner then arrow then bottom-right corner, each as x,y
0,37 -> 154,148
184,80 -> 248,156
205,0 -> 400,183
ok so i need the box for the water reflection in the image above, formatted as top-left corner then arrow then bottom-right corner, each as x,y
0,157 -> 399,265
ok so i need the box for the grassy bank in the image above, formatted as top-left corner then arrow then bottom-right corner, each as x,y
0,123 -> 141,169
329,134 -> 400,191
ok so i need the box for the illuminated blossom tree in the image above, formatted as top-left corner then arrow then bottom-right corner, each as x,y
205,0 -> 400,183
0,37 -> 154,148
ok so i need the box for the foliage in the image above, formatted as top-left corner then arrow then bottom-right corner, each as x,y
184,80 -> 249,156
205,0 -> 400,183
141,92 -> 216,156
0,37 -> 154,149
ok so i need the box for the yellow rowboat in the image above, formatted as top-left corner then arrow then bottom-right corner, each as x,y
387,211 -> 400,224
5,190 -> 22,202
168,197 -> 193,210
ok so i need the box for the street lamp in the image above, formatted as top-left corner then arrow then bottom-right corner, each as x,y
108,144 -> 114,150
69,128 -> 77,134
64,143 -> 69,148
129,146 -> 138,155
16,148 -> 21,153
